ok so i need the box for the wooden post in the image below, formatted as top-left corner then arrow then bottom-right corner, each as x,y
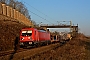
13,9 -> 16,19
6,6 -> 10,17
10,7 -> 14,18
16,11 -> 19,20
2,4 -> 6,15
0,2 -> 2,14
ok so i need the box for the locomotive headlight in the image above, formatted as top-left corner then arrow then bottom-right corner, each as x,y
28,37 -> 32,40
28,37 -> 30,39
21,37 -> 24,40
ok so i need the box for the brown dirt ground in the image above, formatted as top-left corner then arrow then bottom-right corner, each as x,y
26,34 -> 90,60
0,20 -> 28,51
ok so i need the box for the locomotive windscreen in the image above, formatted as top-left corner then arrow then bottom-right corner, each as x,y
22,30 -> 32,36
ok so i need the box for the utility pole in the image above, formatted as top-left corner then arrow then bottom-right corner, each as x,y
70,21 -> 73,36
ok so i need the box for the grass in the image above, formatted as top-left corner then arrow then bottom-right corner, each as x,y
84,39 -> 90,60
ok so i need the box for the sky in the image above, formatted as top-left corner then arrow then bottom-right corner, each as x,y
18,0 -> 90,36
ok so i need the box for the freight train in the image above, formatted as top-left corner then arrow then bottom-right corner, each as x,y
20,28 -> 72,47
59,32 -> 72,41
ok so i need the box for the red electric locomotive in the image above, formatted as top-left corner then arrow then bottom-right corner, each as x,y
20,28 -> 51,47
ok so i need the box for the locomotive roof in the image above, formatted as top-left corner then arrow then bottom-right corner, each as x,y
38,30 -> 46,32
21,28 -> 48,32
22,28 -> 36,30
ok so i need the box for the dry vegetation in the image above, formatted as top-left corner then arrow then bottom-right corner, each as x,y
26,34 -> 88,60
0,20 -> 28,51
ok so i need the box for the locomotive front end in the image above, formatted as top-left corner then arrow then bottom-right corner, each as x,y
20,30 -> 34,47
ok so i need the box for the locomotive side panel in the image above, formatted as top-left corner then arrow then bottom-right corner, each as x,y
38,30 -> 47,41
39,31 -> 50,41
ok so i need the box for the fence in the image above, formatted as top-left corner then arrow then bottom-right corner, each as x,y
0,2 -> 32,26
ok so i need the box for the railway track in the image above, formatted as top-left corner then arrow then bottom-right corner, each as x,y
0,48 -> 29,57
0,50 -> 14,57
0,40 -> 68,60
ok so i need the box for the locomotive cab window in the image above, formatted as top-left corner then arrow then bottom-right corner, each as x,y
22,30 -> 32,36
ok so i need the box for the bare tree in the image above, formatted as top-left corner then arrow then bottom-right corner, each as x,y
15,1 -> 30,19
0,0 -> 7,4
9,0 -> 16,8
